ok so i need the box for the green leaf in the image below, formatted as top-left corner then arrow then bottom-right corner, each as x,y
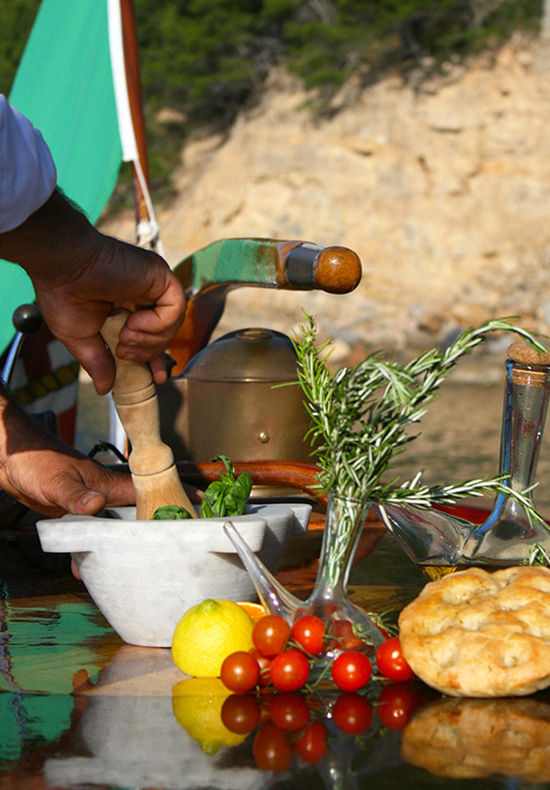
152,505 -> 194,520
529,544 -> 550,566
200,457 -> 253,517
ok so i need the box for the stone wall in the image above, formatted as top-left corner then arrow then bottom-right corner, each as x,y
102,33 -> 550,369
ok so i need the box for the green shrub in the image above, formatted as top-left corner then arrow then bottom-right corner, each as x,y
1,0 -> 543,202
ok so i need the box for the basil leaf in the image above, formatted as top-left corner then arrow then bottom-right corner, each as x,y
230,471 -> 253,515
152,505 -> 194,520
200,459 -> 253,517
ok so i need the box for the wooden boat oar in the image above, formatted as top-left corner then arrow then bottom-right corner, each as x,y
101,310 -> 196,520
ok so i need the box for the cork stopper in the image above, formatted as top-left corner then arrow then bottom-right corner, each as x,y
508,342 -> 550,386
507,342 -> 550,367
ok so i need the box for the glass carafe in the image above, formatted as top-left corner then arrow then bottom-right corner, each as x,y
375,342 -> 550,570
225,492 -> 385,662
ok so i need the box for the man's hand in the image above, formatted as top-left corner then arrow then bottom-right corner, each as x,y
0,387 -> 134,516
0,381 -> 205,519
0,188 -> 186,394
32,230 -> 186,395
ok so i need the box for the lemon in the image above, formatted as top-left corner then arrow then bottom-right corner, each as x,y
171,598 -> 255,677
172,679 -> 245,754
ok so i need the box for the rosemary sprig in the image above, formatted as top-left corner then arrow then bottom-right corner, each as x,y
529,544 -> 550,566
294,314 -> 547,524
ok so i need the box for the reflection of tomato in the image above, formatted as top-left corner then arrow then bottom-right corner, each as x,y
270,692 -> 310,731
220,651 -> 260,692
377,683 -> 423,729
221,694 -> 261,734
253,724 -> 293,771
331,651 -> 372,692
270,650 -> 310,691
305,696 -> 323,713
250,649 -> 273,687
376,638 -> 415,682
293,720 -> 328,763
332,693 -> 373,735
291,615 -> 326,656
258,692 -> 275,723
328,619 -> 365,650
253,615 -> 291,657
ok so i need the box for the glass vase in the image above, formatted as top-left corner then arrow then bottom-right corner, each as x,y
224,492 -> 384,660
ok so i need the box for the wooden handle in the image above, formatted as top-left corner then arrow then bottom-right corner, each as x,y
101,310 -> 196,519
177,460 -> 332,508
283,244 -> 362,294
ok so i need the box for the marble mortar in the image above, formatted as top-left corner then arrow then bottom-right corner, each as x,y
36,503 -> 311,647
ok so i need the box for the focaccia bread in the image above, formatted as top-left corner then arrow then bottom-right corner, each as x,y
402,697 -> 550,782
398,565 -> 550,697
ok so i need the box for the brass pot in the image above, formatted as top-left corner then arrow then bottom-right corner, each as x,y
158,328 -> 314,466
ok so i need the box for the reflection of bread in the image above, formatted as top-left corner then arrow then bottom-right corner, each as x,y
402,697 -> 550,781
398,566 -> 550,696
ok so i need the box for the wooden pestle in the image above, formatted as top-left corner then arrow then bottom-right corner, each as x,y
101,310 -> 197,520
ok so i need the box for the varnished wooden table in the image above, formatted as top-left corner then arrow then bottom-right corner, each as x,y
2,515 -> 550,790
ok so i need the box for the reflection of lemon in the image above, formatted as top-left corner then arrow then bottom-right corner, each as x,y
172,679 -> 246,754
172,599 -> 254,677
237,601 -> 268,623
173,677 -> 229,696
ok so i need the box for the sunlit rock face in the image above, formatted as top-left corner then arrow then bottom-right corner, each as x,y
103,34 -> 550,371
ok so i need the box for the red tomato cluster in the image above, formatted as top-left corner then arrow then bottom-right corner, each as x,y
220,613 -> 415,695
218,614 -> 423,771
217,611 -> 426,770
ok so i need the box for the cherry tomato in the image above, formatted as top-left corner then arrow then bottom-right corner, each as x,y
253,724 -> 293,771
293,720 -> 328,763
253,615 -> 291,657
328,619 -> 366,650
332,692 -> 373,735
331,651 -> 372,692
377,682 -> 423,729
250,648 -> 273,687
270,692 -> 310,731
221,694 -> 261,734
220,651 -> 260,693
291,615 -> 326,656
376,637 -> 415,682
270,650 -> 310,691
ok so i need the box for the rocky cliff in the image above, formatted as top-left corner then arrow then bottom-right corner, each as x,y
102,32 -> 550,370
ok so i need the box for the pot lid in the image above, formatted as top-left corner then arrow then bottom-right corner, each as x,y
180,328 -> 299,382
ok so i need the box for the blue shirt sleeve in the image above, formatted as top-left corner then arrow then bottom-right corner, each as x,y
0,94 -> 57,233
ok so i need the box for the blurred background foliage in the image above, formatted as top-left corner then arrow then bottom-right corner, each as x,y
1,0 -> 543,204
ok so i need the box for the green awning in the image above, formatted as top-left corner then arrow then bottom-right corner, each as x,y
1,0 -> 129,356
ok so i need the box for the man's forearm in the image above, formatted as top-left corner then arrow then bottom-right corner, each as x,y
0,381 -> 47,467
1,180 -> 186,395
0,382 -> 33,484
0,187 -> 103,283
